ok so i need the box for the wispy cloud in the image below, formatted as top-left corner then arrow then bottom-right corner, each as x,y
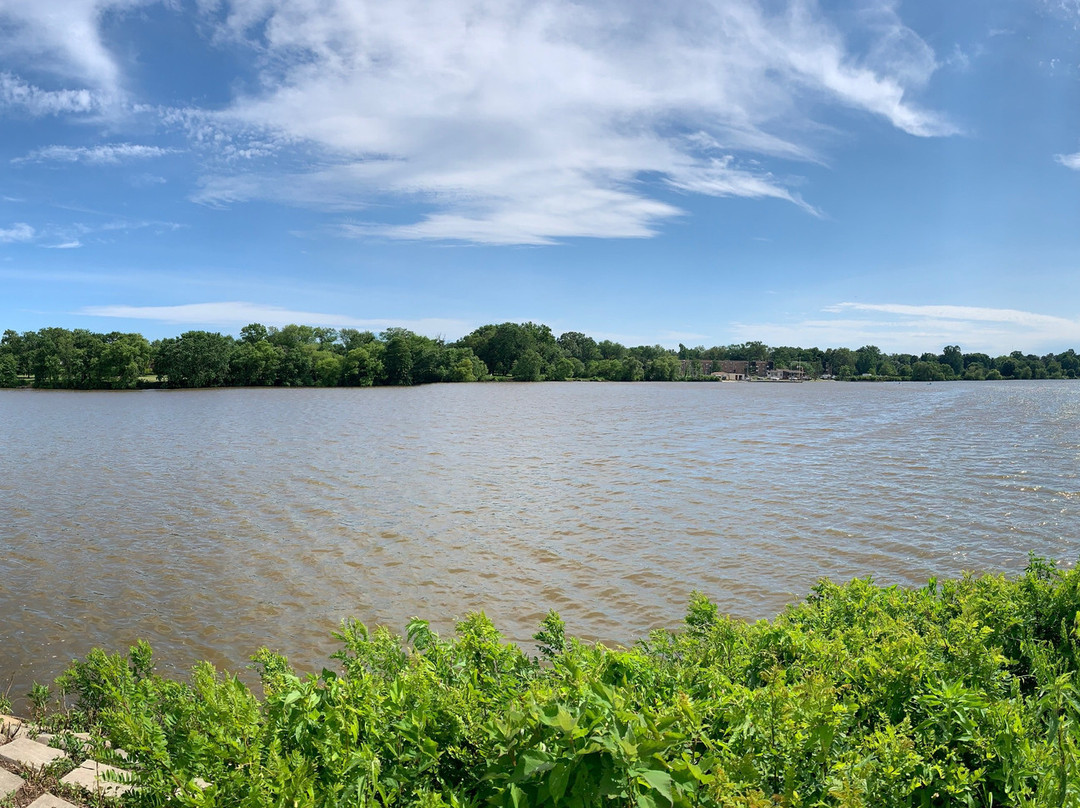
79,301 -> 474,337
98,218 -> 184,233
14,143 -> 177,165
0,1 -> 136,90
0,222 -> 35,243
0,72 -> 103,116
733,302 -> 1080,354
1055,152 -> 1080,170
0,216 -> 183,251
826,302 -> 1076,329
190,0 -> 952,243
1,0 -> 956,245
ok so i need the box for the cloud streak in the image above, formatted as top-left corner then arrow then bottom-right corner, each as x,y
1,0 -> 956,244
0,73 -> 102,116
79,301 -> 475,337
14,143 -> 177,165
194,0 -> 953,243
0,223 -> 35,243
1056,152 -> 1080,170
734,302 -> 1080,354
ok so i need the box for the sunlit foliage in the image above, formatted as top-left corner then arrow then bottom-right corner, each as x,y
45,558 -> 1080,805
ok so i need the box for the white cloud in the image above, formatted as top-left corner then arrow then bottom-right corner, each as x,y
827,302 -> 1077,329
44,240 -> 83,249
0,73 -> 103,115
191,0 -> 953,243
14,143 -> 177,165
734,302 -> 1080,354
0,1 -> 147,90
0,222 -> 35,243
1055,152 -> 1080,170
79,301 -> 475,337
3,0 -> 955,244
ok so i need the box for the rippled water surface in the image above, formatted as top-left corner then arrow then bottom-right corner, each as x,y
2,381 -> 1078,695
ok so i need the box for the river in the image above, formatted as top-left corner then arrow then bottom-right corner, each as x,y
1,381 -> 1077,700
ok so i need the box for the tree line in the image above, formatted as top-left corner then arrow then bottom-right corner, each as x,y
2,322 -> 1079,389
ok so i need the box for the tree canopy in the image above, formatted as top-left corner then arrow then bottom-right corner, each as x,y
2,323 -> 1078,389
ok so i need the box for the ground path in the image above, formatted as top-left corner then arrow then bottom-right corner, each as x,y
1,715 -> 132,807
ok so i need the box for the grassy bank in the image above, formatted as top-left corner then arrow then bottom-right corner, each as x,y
8,557 -> 1080,807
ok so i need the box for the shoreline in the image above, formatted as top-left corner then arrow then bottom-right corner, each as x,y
3,563 -> 1078,804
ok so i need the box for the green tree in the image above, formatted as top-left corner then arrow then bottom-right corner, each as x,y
154,331 -> 235,388
276,344 -> 318,386
1,330 -> 29,376
268,324 -> 318,350
511,349 -> 543,381
443,347 -> 488,382
547,356 -> 576,381
556,332 -> 599,363
339,329 -> 377,353
341,342 -> 385,386
0,353 -> 18,387
620,356 -> 645,381
940,345 -> 963,375
97,333 -> 151,388
589,358 -> 623,380
825,347 -> 855,376
911,361 -> 946,381
239,323 -> 268,345
229,341 -> 284,386
855,345 -> 882,375
383,330 -> 414,385
597,339 -> 627,360
314,352 -> 342,386
645,354 -> 680,381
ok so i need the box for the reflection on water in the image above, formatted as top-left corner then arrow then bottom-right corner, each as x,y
2,381 -> 1078,698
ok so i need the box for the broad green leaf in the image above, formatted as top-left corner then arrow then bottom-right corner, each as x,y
509,783 -> 529,808
521,750 -> 554,778
548,762 -> 570,806
637,769 -> 674,805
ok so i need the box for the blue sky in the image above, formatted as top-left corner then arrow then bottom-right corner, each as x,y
1,0 -> 1079,354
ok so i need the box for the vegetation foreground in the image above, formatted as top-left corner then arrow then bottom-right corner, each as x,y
7,558 -> 1080,807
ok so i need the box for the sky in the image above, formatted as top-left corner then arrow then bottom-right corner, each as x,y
1,0 -> 1079,355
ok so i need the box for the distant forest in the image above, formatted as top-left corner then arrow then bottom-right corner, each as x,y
1,323 -> 1078,389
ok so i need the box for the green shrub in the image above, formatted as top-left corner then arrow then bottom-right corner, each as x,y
46,559 -> 1080,806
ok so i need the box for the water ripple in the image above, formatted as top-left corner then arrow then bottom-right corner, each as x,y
1,381 -> 1078,698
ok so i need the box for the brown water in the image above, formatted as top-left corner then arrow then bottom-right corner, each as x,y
2,381 -> 1078,700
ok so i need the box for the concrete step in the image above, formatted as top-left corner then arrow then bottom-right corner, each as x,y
61,758 -> 134,798
0,736 -> 67,769
27,795 -> 80,808
0,767 -> 25,799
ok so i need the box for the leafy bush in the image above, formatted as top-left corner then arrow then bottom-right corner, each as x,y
47,558 -> 1080,806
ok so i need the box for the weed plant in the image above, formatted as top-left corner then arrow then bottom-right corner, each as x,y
39,557 -> 1080,806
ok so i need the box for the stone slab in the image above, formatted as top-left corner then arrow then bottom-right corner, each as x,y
0,767 -> 25,798
33,732 -> 91,753
0,737 -> 67,769
27,795 -> 80,808
61,759 -> 133,797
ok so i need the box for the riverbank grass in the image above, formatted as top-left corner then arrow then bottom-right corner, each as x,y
5,556 -> 1080,806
